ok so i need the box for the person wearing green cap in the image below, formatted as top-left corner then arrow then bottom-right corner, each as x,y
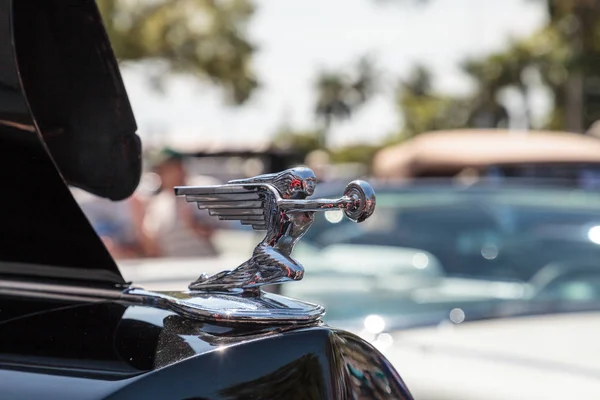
143,149 -> 218,258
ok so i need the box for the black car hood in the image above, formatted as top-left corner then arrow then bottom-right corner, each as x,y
0,297 -> 414,400
0,0 -> 141,287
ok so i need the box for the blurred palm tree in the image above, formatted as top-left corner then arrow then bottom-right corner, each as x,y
97,0 -> 257,104
396,65 -> 472,138
314,57 -> 378,147
272,128 -> 322,155
385,0 -> 600,132
544,0 -> 600,131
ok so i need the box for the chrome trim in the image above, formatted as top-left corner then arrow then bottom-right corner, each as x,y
0,279 -> 324,325
125,288 -> 325,324
175,167 -> 376,291
0,280 -> 126,300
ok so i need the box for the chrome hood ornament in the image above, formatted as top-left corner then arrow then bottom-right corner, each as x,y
175,167 -> 376,292
126,167 -> 376,325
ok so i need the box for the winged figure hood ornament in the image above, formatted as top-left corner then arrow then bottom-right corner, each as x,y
124,167 -> 375,325
175,167 -> 376,292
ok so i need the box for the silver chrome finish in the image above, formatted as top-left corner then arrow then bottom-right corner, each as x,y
125,288 -> 325,324
0,279 -> 324,325
0,168 -> 374,325
175,167 -> 376,291
0,279 -> 129,302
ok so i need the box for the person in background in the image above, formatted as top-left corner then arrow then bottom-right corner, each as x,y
73,188 -> 153,259
143,148 -> 219,258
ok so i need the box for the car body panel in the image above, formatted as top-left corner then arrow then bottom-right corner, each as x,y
386,313 -> 600,400
0,296 -> 413,399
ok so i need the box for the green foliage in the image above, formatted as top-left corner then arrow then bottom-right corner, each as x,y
272,58 -> 380,160
272,128 -> 383,165
97,0 -> 257,104
387,0 -> 600,132
458,24 -> 570,130
396,66 -> 473,139
549,0 -> 600,130
330,144 -> 383,165
314,57 -> 378,146
451,0 -> 600,131
272,129 -> 323,155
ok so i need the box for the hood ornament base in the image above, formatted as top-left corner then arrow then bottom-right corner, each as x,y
156,167 -> 376,324
126,288 -> 325,325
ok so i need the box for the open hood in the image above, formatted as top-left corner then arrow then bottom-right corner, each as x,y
0,0 -> 141,287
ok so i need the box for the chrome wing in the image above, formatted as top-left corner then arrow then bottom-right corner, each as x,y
174,184 -> 276,230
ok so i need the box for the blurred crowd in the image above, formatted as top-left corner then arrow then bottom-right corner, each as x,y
73,145 -> 371,260
73,149 -> 224,260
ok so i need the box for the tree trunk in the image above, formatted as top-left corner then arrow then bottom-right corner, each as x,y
565,72 -> 584,132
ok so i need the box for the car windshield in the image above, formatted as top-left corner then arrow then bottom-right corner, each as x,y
284,183 -> 600,329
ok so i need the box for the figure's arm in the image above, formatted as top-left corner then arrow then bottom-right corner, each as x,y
278,196 -> 353,212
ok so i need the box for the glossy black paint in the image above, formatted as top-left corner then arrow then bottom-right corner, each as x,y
12,0 -> 141,200
0,0 -> 131,287
0,297 -> 413,399
0,2 -> 415,398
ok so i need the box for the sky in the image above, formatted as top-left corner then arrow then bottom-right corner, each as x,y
121,0 -> 548,150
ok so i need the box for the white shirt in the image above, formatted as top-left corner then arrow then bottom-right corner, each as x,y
144,191 -> 217,257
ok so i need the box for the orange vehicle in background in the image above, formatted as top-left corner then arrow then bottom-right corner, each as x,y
373,129 -> 600,186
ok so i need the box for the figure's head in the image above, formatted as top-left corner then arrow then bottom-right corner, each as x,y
275,167 -> 317,199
